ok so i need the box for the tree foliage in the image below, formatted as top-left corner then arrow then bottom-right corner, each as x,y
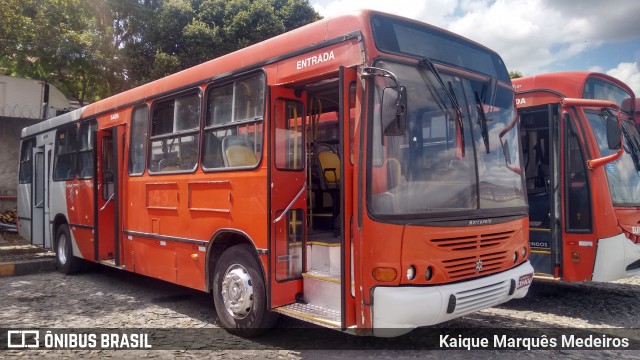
0,0 -> 320,104
509,70 -> 524,79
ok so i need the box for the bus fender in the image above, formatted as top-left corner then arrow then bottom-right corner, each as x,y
204,229 -> 267,293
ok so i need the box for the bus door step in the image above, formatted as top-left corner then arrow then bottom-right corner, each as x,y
98,259 -> 119,268
306,240 -> 340,274
274,302 -> 341,329
302,269 -> 341,311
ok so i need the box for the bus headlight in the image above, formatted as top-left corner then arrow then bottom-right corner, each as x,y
513,252 -> 518,263
425,266 -> 433,281
520,247 -> 527,258
406,265 -> 416,280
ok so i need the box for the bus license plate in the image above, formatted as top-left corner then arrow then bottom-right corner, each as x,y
517,273 -> 533,289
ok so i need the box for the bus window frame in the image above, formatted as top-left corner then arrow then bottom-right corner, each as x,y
274,98 -> 305,172
128,104 -> 150,176
77,119 -> 97,180
19,138 -> 36,184
147,88 -> 202,175
201,72 -> 266,172
563,111 -> 593,234
52,124 -> 79,182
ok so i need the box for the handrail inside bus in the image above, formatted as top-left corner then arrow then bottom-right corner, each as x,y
100,192 -> 115,211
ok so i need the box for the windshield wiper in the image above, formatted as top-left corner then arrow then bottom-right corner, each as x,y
621,122 -> 640,172
474,91 -> 490,154
606,108 -> 640,172
418,58 -> 465,157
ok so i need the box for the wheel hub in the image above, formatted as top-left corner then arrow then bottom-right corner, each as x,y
57,233 -> 67,265
221,264 -> 254,319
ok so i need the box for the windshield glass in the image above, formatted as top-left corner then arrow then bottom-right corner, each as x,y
586,110 -> 640,206
371,14 -> 510,83
583,78 -> 634,115
368,60 -> 526,217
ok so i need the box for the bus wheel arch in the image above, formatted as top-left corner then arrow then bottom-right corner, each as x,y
206,231 -> 276,337
53,216 -> 82,274
205,230 -> 266,292
51,214 -> 69,255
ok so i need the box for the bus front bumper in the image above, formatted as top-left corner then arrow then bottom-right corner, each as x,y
592,233 -> 640,282
371,261 -> 534,337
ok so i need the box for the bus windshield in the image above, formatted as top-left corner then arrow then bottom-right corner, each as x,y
583,78 -> 635,115
369,60 -> 526,217
586,111 -> 640,206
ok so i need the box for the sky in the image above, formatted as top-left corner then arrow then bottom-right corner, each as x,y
310,0 -> 640,95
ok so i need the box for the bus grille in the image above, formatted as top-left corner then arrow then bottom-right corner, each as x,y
442,251 -> 509,280
452,280 -> 511,316
431,230 -> 515,251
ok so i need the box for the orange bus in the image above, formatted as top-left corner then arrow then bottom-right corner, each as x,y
17,10 -> 533,337
514,72 -> 640,281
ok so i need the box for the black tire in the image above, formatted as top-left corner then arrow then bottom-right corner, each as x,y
55,224 -> 82,275
212,244 -> 278,337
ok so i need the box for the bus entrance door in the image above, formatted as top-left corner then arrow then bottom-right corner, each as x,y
269,87 -> 306,308
31,146 -> 46,248
521,104 -> 561,278
95,126 -> 124,266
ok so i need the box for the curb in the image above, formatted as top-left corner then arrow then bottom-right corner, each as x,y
0,258 -> 57,277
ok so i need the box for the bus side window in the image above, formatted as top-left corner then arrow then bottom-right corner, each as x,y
53,125 -> 78,181
78,120 -> 97,179
565,117 -> 592,232
19,138 -> 36,183
149,91 -> 200,173
202,73 -> 265,170
129,105 -> 149,175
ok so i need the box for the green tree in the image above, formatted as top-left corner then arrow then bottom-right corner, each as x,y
128,0 -> 320,85
0,0 -> 321,102
0,0 -> 122,105
509,70 -> 524,79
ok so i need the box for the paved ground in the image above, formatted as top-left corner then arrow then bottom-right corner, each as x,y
0,265 -> 640,359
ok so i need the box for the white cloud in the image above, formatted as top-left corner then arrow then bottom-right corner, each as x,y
312,0 -> 457,27
606,62 -> 640,97
312,0 -> 640,76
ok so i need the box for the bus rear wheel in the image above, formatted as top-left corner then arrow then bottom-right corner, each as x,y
55,224 -> 82,275
212,244 -> 278,337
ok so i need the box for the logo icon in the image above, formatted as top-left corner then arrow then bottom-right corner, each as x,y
7,330 -> 40,348
475,259 -> 483,272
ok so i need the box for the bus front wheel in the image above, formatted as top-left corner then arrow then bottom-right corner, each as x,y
212,244 -> 278,337
55,224 -> 82,275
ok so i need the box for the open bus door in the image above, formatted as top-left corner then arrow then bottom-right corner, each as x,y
95,126 -> 124,265
269,87 -> 307,307
31,146 -> 45,248
339,66 -> 357,328
523,104 -> 562,278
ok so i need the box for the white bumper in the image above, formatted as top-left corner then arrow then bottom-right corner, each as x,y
592,233 -> 640,282
372,261 -> 534,337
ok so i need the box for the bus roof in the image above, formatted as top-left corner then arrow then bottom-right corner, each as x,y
513,71 -> 636,101
22,9 -> 505,138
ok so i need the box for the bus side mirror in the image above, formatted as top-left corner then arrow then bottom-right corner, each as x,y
381,86 -> 407,136
606,114 -> 621,150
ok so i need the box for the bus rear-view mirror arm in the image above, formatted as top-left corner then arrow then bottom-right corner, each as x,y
561,98 -> 623,170
361,67 -> 407,136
